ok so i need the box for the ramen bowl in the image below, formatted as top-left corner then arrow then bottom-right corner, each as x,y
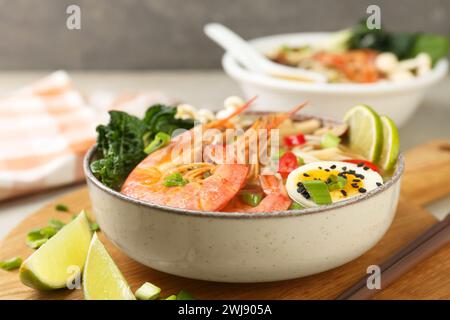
84,125 -> 403,283
222,32 -> 448,127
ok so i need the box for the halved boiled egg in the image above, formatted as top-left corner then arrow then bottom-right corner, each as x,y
286,161 -> 383,208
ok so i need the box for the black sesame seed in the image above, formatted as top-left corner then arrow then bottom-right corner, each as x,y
330,165 -> 336,169
358,188 -> 367,193
363,166 -> 370,170
376,182 -> 382,187
353,179 -> 361,182
297,182 -> 303,187
357,162 -> 364,167
318,166 -> 322,169
325,169 -> 330,172
341,190 -> 347,196
303,173 -> 310,177
348,170 -> 356,174
342,166 -> 347,171
351,183 -> 359,188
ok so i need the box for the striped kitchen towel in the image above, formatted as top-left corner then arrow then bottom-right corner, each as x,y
0,71 -> 173,201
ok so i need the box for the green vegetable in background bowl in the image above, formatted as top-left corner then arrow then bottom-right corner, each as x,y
348,20 -> 449,64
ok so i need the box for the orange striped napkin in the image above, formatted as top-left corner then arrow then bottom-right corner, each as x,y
0,71 -> 173,201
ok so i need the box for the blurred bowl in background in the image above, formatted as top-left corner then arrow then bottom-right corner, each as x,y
223,32 -> 449,126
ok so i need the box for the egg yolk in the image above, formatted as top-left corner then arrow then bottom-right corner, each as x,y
297,169 -> 364,201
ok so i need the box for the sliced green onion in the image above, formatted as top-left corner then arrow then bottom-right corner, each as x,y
321,132 -> 341,149
177,290 -> 195,300
289,202 -> 304,210
297,156 -> 305,165
135,282 -> 161,300
165,295 -> 177,300
0,257 -> 22,271
39,226 -> 58,238
163,173 -> 189,187
240,192 -> 263,207
26,229 -> 47,249
90,222 -> 100,232
144,132 -> 171,154
55,204 -> 69,212
26,237 -> 48,249
48,219 -> 65,230
302,180 -> 332,205
326,174 -> 347,191
26,219 -> 67,249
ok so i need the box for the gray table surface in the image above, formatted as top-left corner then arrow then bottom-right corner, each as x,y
0,71 -> 449,240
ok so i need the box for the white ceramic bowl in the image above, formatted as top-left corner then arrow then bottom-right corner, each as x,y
84,120 -> 404,283
223,32 -> 448,126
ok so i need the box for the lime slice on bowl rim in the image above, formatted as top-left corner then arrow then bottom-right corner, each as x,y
343,104 -> 383,163
83,233 -> 135,300
379,115 -> 400,172
20,211 -> 92,290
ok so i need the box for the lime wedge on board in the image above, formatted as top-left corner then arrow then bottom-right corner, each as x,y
343,104 -> 383,162
83,233 -> 135,300
379,115 -> 400,171
20,211 -> 92,290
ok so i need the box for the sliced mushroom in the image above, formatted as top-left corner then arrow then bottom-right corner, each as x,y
313,123 -> 348,137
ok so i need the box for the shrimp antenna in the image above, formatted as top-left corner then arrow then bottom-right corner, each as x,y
287,100 -> 309,117
225,96 -> 258,120
266,100 -> 309,130
210,96 -> 258,128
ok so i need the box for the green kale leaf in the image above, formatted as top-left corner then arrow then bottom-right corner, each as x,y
90,105 -> 195,190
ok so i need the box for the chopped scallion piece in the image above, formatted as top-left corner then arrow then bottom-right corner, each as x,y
327,174 -> 347,191
55,204 -> 69,212
302,180 -> 332,205
165,295 -> 177,300
135,282 -> 161,300
240,192 -> 263,207
177,290 -> 195,300
90,222 -> 100,232
39,226 -> 58,238
0,257 -> 22,271
26,237 -> 47,249
297,156 -> 305,165
163,173 -> 189,187
48,219 -> 65,230
144,132 -> 171,154
289,202 -> 304,210
26,229 -> 47,249
321,132 -> 341,149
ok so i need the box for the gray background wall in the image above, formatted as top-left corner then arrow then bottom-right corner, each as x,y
0,0 -> 448,70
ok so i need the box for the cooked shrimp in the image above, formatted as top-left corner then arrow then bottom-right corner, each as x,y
121,162 -> 249,211
121,100 -> 307,212
121,98 -> 256,211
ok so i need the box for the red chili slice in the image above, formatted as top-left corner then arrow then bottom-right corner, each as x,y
283,133 -> 306,147
344,159 -> 379,172
278,151 -> 299,178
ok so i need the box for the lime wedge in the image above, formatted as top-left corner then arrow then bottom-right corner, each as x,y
379,115 -> 400,171
20,211 -> 92,290
83,233 -> 135,300
343,104 -> 383,162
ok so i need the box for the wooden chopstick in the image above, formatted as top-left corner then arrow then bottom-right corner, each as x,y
336,214 -> 450,300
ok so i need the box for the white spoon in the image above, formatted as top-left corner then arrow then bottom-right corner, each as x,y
204,23 -> 327,83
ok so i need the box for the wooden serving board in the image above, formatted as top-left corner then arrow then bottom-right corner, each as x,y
1,140 -> 449,300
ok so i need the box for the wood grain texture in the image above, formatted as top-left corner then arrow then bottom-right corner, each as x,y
401,139 -> 450,206
0,140 -> 449,300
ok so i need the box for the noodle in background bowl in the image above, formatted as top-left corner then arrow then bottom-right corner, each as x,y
222,32 -> 448,127
83,114 -> 404,283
